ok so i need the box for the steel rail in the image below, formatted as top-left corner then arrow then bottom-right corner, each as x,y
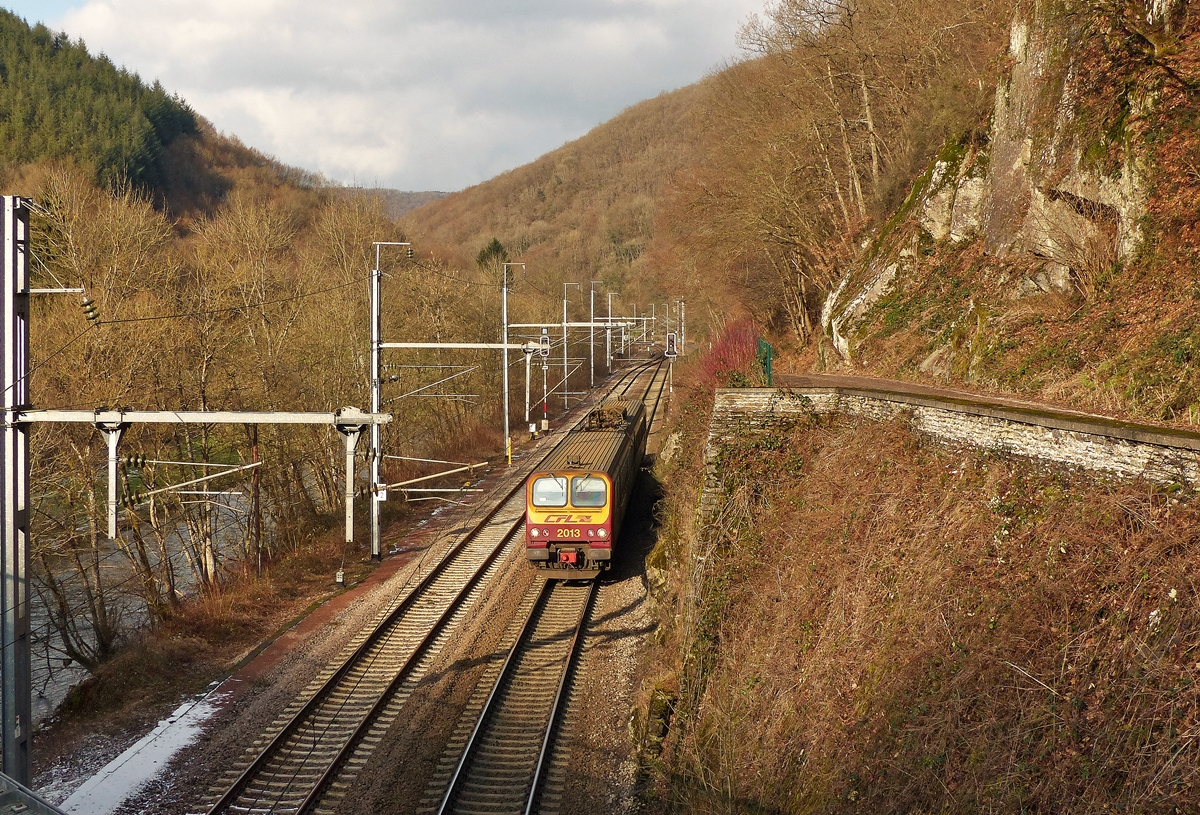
204,492 -> 523,815
204,360 -> 656,815
294,362 -> 658,813
434,580 -> 597,815
644,357 -> 670,434
523,583 -> 597,815
524,361 -> 665,814
435,579 -> 553,814
427,361 -> 667,814
291,518 -> 524,814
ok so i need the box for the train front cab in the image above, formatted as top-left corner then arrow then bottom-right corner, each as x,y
526,471 -> 612,578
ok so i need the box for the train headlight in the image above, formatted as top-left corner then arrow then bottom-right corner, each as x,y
530,528 -> 540,538
587,528 -> 594,537
598,528 -> 608,539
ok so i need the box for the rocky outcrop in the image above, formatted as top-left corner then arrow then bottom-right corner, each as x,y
982,8 -> 1147,272
826,257 -> 901,361
823,0 -> 1164,361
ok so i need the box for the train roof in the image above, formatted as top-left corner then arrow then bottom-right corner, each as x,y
537,400 -> 646,476
583,399 -> 645,428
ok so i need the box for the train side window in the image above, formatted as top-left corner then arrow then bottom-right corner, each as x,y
531,476 -> 568,507
571,476 -> 607,507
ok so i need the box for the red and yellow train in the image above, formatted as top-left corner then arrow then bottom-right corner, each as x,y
525,400 -> 648,579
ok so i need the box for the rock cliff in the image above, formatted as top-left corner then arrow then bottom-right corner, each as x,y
823,0 -> 1183,368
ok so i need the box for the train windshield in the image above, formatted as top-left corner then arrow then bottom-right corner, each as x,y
571,476 -> 607,507
531,476 -> 568,507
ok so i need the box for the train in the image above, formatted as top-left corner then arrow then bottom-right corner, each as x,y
525,399 -> 648,578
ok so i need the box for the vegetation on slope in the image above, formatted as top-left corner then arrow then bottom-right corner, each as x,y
643,333 -> 1200,812
816,2 -> 1200,428
631,3 -> 1200,813
403,86 -> 702,323
25,161 -> 525,674
655,0 -> 1010,344
403,0 -> 1011,351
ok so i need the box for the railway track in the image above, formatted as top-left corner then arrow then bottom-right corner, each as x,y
419,360 -> 671,814
199,360 -> 666,815
426,579 -> 595,815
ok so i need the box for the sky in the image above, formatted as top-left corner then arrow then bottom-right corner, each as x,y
4,0 -> 764,191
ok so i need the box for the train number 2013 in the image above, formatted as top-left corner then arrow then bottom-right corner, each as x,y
555,528 -> 582,539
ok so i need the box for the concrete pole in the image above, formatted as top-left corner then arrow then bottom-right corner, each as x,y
369,245 -> 382,560
367,240 -> 410,559
606,292 -> 613,371
99,423 -> 126,539
340,425 -> 363,548
524,351 -> 531,423
589,284 -> 595,389
502,265 -> 511,464
562,291 -> 569,410
562,282 -> 579,409
2,197 -> 30,784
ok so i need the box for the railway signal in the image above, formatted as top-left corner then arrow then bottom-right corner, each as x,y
665,331 -> 678,395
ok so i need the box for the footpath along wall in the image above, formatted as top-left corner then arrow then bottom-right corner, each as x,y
703,376 -> 1200,512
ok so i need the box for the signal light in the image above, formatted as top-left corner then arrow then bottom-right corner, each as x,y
81,298 -> 99,325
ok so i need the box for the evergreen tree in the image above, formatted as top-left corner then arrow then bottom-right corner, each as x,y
0,10 -> 197,191
475,237 -> 509,269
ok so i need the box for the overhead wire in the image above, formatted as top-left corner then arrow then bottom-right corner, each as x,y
14,229 -> 629,661
98,273 -> 373,326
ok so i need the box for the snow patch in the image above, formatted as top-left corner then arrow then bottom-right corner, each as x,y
58,683 -> 227,815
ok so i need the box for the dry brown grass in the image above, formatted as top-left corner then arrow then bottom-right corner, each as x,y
646,413 -> 1200,813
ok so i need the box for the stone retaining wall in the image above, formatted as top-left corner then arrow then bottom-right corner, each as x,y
703,388 -> 1200,513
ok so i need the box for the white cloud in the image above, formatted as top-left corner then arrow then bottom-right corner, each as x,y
33,0 -> 764,190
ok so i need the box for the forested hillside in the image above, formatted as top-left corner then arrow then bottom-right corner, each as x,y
0,10 -> 519,704
404,1 -> 1012,344
634,2 -> 1200,812
0,10 -> 195,190
817,0 -> 1200,427
0,10 -> 408,223
403,86 -> 701,322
